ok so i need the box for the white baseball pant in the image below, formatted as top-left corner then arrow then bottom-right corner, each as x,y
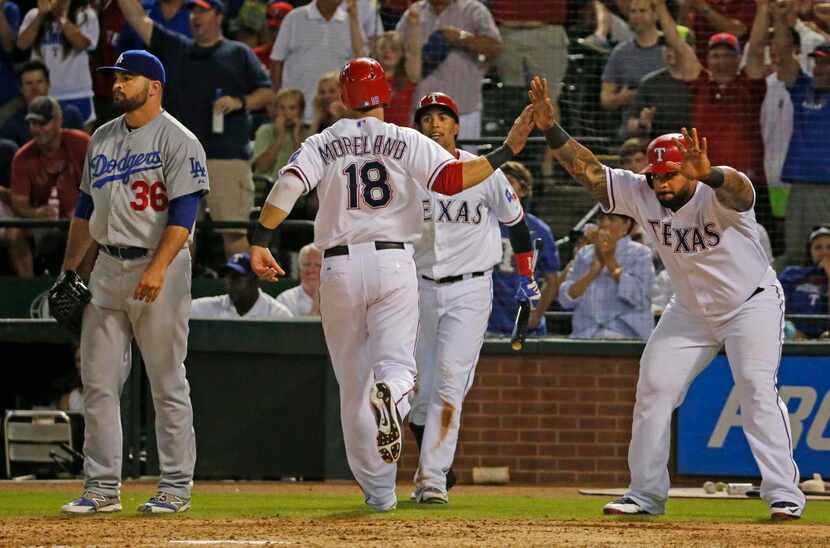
624,269 -> 805,513
319,241 -> 419,511
411,273 -> 492,494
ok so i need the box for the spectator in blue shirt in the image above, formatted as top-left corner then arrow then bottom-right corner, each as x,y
116,0 -> 274,258
488,161 -> 560,336
117,0 -> 191,52
773,9 -> 830,268
0,61 -> 85,146
559,212 -> 654,340
779,225 -> 830,340
0,0 -> 21,123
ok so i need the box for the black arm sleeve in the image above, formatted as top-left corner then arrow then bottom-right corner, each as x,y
507,217 -> 532,254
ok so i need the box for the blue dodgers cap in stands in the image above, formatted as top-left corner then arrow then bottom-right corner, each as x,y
97,50 -> 166,85
221,253 -> 253,276
186,0 -> 226,14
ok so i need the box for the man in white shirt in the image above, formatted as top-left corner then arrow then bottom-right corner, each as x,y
276,243 -> 321,316
191,252 -> 293,319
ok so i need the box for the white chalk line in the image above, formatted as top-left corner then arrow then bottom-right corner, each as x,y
169,541 -> 293,546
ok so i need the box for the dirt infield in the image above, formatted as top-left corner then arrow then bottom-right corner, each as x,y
5,517 -> 830,547
2,483 -> 829,547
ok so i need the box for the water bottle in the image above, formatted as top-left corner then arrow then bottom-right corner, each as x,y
212,88 -> 224,134
47,185 -> 60,219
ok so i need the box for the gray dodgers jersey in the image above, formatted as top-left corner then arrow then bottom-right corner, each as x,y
81,111 -> 209,249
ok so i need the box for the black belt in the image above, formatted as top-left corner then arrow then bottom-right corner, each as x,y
324,241 -> 405,258
422,271 -> 485,285
102,245 -> 149,260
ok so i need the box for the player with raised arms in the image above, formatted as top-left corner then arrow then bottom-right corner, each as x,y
249,58 -> 534,511
529,76 -> 805,520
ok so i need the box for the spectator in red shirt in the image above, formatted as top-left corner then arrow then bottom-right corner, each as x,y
690,31 -> 766,181
375,25 -> 422,127
9,96 -> 89,277
686,9 -> 774,232
253,1 -> 293,69
687,0 -> 756,62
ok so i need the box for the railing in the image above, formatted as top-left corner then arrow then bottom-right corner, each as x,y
0,219 -> 314,230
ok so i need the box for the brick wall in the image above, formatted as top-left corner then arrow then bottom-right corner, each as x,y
397,355 -> 640,485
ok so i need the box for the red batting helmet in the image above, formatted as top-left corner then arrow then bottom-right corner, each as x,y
339,57 -> 391,110
414,92 -> 460,125
643,133 -> 685,174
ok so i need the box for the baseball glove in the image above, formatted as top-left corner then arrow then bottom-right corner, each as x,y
48,270 -> 91,339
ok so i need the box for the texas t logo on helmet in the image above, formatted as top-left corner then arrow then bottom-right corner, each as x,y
644,132 -> 685,175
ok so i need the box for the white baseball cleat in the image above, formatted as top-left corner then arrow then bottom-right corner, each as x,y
603,497 -> 650,515
370,381 -> 402,464
417,487 -> 448,504
769,501 -> 802,521
61,491 -> 122,514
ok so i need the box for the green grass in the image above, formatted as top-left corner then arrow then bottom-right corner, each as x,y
1,489 -> 829,523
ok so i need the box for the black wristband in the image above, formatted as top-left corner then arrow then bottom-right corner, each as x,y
237,95 -> 247,111
542,125 -> 571,150
702,167 -> 725,188
485,144 -> 514,171
251,224 -> 275,248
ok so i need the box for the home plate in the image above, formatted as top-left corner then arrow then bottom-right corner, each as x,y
169,541 -> 293,545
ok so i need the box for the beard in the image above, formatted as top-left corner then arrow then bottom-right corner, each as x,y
113,84 -> 149,113
656,187 -> 693,211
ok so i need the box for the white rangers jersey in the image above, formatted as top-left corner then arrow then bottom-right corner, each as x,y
81,111 -> 209,249
414,149 -> 524,279
603,166 -> 771,318
280,117 -> 455,249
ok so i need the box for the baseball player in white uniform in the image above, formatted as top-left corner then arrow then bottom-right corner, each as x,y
530,76 -> 805,520
249,58 -> 534,511
60,51 -> 207,514
409,93 -> 539,504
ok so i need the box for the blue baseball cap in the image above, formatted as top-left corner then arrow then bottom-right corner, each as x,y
221,253 -> 253,276
97,50 -> 166,85
186,0 -> 225,14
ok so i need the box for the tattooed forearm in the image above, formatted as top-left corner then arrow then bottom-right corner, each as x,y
710,166 -> 754,212
552,139 -> 610,208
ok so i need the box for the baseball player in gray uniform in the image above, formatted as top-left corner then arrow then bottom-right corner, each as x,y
409,93 -> 539,504
60,50 -> 208,514
530,76 -> 805,520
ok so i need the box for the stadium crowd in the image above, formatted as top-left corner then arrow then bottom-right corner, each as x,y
0,0 -> 827,339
